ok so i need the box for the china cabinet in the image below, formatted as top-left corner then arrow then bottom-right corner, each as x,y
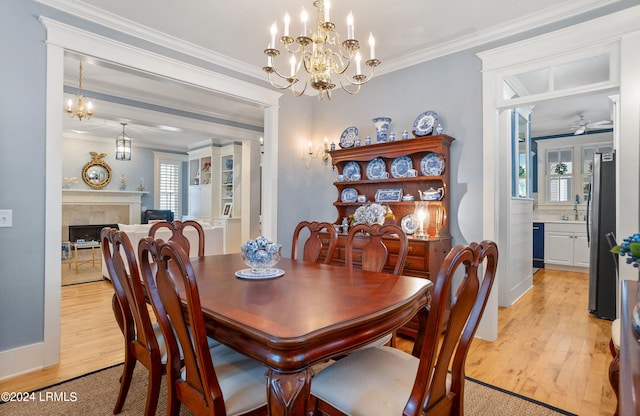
326,135 -> 455,338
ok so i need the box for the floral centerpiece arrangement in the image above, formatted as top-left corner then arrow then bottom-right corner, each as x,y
611,233 -> 640,268
611,233 -> 640,333
240,236 -> 281,273
349,203 -> 394,226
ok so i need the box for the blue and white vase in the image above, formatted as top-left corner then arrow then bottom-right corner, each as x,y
372,117 -> 392,142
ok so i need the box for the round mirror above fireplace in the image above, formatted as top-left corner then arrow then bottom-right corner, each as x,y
82,151 -> 112,189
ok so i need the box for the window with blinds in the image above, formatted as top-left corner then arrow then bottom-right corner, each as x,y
158,160 -> 181,217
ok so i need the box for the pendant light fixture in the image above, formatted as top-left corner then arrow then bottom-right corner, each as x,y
66,61 -> 94,120
115,123 -> 132,161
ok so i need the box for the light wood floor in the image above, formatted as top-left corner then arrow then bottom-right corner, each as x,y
1,269 -> 617,415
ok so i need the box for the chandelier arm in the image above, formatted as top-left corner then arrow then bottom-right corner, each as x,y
337,78 -> 363,95
266,72 -> 296,90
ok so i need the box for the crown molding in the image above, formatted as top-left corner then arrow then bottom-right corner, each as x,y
38,0 -> 623,80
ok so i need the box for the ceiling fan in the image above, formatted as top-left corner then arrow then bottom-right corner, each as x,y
571,113 -> 613,135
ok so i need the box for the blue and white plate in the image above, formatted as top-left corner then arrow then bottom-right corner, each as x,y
339,126 -> 358,148
343,161 -> 361,181
390,156 -> 413,178
412,111 -> 439,136
366,158 -> 387,180
235,268 -> 285,279
421,152 -> 445,176
341,188 -> 358,203
401,214 -> 419,235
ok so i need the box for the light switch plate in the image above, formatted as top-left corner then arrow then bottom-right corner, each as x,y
0,209 -> 13,227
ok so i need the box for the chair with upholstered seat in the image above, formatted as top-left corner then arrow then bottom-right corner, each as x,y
138,237 -> 268,416
100,227 -> 166,416
605,231 -> 620,415
344,222 -> 409,348
310,241 -> 498,416
149,220 -> 205,257
291,221 -> 338,264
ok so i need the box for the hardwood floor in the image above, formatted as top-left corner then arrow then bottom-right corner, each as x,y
399,268 -> 616,416
1,269 -> 617,415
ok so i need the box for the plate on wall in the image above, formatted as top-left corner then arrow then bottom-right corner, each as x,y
420,152 -> 445,176
339,126 -> 358,148
341,188 -> 358,202
343,161 -> 361,181
390,156 -> 413,178
401,214 -> 419,235
366,158 -> 387,180
412,111 -> 439,136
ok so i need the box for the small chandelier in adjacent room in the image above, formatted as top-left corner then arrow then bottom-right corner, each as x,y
263,0 -> 380,100
65,62 -> 94,120
115,123 -> 132,161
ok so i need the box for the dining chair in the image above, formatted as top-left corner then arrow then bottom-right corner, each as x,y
344,222 -> 409,348
310,240 -> 499,416
605,231 -> 620,415
291,220 -> 338,264
345,222 -> 408,276
139,237 -> 268,416
148,220 -> 205,257
100,227 -> 166,416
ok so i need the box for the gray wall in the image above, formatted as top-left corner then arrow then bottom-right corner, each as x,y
0,0 -> 48,350
2,0 -> 637,356
63,138 -> 156,212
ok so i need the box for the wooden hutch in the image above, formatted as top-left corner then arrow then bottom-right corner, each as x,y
324,135 -> 455,338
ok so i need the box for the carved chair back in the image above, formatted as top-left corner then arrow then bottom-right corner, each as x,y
345,223 -> 408,275
291,221 -> 338,264
148,220 -> 205,257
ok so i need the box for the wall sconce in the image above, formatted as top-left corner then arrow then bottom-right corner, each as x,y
303,138 -> 330,168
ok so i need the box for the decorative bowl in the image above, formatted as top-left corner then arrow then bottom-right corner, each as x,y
240,236 -> 282,274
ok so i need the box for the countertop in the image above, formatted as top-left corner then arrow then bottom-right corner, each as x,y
534,219 -> 586,224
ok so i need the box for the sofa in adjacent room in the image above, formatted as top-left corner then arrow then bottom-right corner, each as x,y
101,221 -> 225,279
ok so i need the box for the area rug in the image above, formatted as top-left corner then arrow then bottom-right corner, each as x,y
0,363 -> 575,416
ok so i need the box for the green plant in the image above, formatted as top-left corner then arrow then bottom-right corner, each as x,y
554,162 -> 568,175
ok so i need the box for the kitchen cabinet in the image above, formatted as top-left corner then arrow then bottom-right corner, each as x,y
544,222 -> 589,268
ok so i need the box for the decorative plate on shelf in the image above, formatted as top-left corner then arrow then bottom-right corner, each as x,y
341,188 -> 358,203
412,111 -> 439,136
339,126 -> 358,148
401,214 -> 419,235
390,156 -> 413,178
420,152 -> 445,176
235,268 -> 285,279
343,161 -> 361,181
375,188 -> 402,203
366,158 -> 387,180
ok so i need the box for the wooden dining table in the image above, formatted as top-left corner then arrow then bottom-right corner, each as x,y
181,253 -> 432,416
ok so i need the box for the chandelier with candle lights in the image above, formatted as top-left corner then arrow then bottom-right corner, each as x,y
263,0 -> 380,100
66,62 -> 94,120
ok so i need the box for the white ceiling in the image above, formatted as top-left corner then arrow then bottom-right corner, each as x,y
56,0 -> 621,150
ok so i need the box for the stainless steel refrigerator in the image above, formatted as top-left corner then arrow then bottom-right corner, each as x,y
587,152 -> 616,320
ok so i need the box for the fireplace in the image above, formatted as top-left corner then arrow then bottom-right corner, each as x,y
68,224 -> 119,243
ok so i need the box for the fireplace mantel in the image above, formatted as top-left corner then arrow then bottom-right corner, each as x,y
62,189 -> 148,224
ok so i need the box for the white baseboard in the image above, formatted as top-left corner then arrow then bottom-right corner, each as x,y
0,342 -> 45,381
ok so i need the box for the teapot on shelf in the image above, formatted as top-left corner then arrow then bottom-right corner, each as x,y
418,187 -> 445,201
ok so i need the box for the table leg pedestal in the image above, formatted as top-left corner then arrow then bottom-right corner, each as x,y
266,368 -> 313,416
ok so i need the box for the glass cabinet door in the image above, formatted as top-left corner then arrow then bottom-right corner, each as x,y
512,108 -> 532,198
